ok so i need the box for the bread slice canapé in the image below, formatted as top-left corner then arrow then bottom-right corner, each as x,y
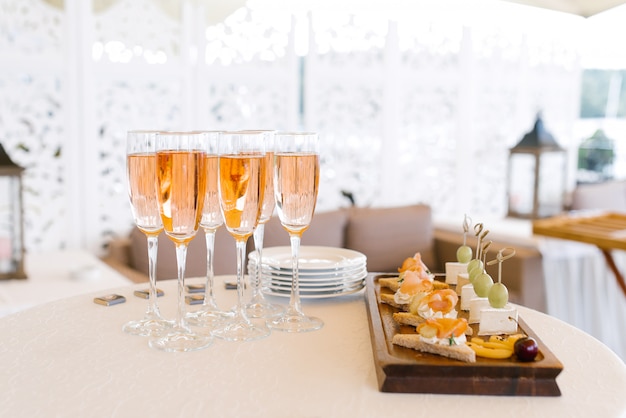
392,333 -> 476,363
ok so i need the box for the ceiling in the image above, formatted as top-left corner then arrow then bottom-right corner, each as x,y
178,0 -> 626,22
502,0 -> 626,17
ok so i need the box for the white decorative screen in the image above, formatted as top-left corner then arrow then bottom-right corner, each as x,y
0,0 -> 582,255
0,0 -> 67,251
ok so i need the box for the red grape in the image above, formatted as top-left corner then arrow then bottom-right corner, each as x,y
514,337 -> 539,361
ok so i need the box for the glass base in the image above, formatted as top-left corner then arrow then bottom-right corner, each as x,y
185,308 -> 234,328
212,318 -> 271,342
122,317 -> 174,337
148,328 -> 214,352
269,313 -> 324,333
245,301 -> 285,319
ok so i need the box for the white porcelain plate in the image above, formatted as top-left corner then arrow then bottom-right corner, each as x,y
258,268 -> 368,287
249,246 -> 367,272
248,264 -> 367,281
262,282 -> 366,299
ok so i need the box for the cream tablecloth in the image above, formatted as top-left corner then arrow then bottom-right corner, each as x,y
0,275 -> 625,418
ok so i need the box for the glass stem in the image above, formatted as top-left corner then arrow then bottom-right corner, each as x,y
146,234 -> 161,317
203,228 -> 218,308
235,238 -> 249,319
175,242 -> 189,329
288,234 -> 302,315
251,223 -> 265,301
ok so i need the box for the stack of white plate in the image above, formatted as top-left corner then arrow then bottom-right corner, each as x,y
248,246 -> 367,299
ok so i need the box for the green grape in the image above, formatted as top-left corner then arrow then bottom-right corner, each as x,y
456,245 -> 472,263
488,282 -> 509,308
473,272 -> 494,298
467,259 -> 483,275
467,260 -> 484,284
468,268 -> 481,284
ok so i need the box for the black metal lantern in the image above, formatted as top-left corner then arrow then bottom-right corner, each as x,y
0,144 -> 26,279
507,115 -> 567,219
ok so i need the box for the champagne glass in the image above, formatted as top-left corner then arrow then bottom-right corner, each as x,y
123,131 -> 174,336
212,131 -> 271,342
186,131 -> 234,327
245,130 -> 285,319
269,132 -> 323,332
149,131 -> 213,352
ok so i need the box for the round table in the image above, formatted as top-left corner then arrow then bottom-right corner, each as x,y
0,275 -> 625,417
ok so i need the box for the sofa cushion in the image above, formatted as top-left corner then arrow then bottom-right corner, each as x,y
129,226 -> 239,280
344,204 -> 435,273
571,180 -> 626,212
261,209 -> 349,249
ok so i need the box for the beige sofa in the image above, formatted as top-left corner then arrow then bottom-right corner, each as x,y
103,204 -> 547,312
569,180 -> 626,212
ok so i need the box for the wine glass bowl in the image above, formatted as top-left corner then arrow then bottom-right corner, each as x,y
212,130 -> 271,342
148,131 -> 213,352
268,132 -> 323,333
122,130 -> 174,337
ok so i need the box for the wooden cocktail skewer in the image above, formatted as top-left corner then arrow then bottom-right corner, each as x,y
473,223 -> 483,261
487,247 -> 516,284
456,214 -> 474,263
486,247 -> 516,308
481,240 -> 492,270
462,214 -> 471,247
477,229 -> 490,264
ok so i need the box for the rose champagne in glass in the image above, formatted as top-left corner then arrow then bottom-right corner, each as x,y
149,131 -> 213,352
245,130 -> 284,319
212,131 -> 271,342
123,131 -> 174,336
186,131 -> 234,328
269,132 -> 323,332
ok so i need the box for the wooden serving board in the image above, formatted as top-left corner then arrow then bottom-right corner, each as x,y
365,273 -> 563,396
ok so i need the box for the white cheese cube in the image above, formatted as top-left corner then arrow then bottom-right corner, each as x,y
456,273 -> 470,296
460,283 -> 476,311
468,297 -> 490,324
478,304 -> 519,335
445,262 -> 468,285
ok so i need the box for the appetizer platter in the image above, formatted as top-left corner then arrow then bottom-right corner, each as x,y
365,228 -> 563,396
366,273 -> 563,395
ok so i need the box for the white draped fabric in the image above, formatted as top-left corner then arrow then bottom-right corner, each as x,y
539,238 -> 626,362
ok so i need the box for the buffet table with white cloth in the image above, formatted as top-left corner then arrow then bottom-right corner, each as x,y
0,275 -> 625,418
